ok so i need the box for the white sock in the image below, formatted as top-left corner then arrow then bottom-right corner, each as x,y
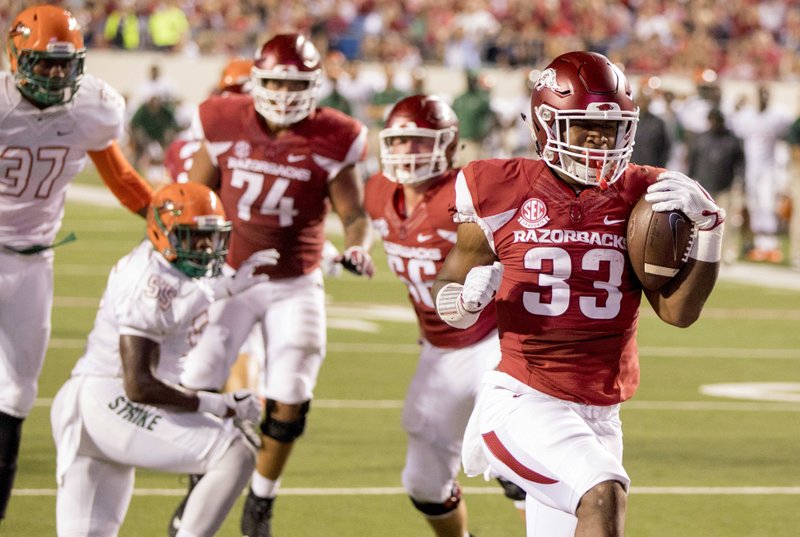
251,472 -> 280,498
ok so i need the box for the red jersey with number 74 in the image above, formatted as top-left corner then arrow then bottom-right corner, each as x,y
196,94 -> 367,279
455,158 -> 662,405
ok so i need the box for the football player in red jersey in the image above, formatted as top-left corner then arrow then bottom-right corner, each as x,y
0,5 -> 153,522
173,34 -> 373,537
365,94 -> 525,537
432,51 -> 725,536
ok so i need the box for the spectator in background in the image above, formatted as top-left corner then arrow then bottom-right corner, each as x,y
729,85 -> 792,263
451,70 -> 496,166
632,91 -> 671,168
129,94 -> 182,181
319,49 -> 353,115
367,63 -> 407,128
148,0 -> 191,52
102,0 -> 142,50
786,111 -> 800,269
687,108 -> 745,263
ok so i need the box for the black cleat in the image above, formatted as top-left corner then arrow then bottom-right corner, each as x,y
241,490 -> 275,537
167,474 -> 203,537
496,476 -> 526,502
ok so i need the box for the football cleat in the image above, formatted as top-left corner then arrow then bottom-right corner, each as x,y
241,490 -> 275,537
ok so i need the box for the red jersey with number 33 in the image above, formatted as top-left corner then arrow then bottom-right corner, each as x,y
456,158 -> 663,405
365,169 -> 497,348
197,94 -> 367,278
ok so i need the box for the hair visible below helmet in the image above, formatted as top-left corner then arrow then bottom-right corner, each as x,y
147,183 -> 232,278
530,51 -> 639,188
6,5 -> 86,107
379,95 -> 460,184
251,33 -> 322,126
219,57 -> 254,94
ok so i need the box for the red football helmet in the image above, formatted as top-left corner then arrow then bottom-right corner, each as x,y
379,95 -> 459,184
6,5 -> 86,107
218,57 -> 254,94
251,33 -> 322,126
530,51 -> 638,187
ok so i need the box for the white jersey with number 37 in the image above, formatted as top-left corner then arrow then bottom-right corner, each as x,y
0,72 -> 125,246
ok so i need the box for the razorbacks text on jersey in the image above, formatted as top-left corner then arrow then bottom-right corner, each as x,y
456,158 -> 663,405
365,169 -> 496,348
0,72 -> 125,247
195,94 -> 367,279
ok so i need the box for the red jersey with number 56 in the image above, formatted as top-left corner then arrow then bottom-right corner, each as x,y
196,94 -> 367,278
365,169 -> 497,348
456,158 -> 663,405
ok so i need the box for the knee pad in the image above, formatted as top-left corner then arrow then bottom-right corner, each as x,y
497,476 -> 526,502
409,482 -> 461,518
260,400 -> 310,443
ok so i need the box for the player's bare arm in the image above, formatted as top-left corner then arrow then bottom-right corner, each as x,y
644,257 -> 720,327
329,164 -> 375,277
642,170 -> 725,327
329,164 -> 371,249
88,141 -> 154,218
432,222 -> 496,299
187,142 -> 221,190
119,334 -> 204,411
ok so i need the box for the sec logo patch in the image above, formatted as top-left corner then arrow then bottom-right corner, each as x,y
518,198 -> 550,229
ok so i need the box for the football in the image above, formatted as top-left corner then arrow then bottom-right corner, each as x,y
626,196 -> 696,290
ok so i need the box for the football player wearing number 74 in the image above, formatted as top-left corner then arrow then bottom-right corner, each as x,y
432,51 -> 725,537
0,5 -> 154,523
177,33 -> 373,537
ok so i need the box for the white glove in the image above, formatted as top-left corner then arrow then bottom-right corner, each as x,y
644,171 -> 726,230
197,389 -> 262,424
222,390 -> 262,423
336,246 -> 375,278
461,261 -> 504,313
436,262 -> 503,329
320,240 -> 343,278
210,249 -> 279,299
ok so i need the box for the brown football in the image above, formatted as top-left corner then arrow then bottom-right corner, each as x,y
626,196 -> 696,290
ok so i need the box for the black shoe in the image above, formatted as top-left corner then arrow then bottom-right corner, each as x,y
167,474 -> 203,537
496,476 -> 526,502
241,490 -> 275,537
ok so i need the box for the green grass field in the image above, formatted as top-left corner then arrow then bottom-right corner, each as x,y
3,185 -> 800,536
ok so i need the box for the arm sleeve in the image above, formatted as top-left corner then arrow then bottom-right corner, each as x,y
88,141 -> 154,215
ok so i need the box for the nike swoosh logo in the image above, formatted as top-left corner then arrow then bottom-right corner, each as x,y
56,130 -> 72,136
287,154 -> 306,163
233,393 -> 250,402
668,211 -> 688,259
417,233 -> 433,242
603,216 -> 626,225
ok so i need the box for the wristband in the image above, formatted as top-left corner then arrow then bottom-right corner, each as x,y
436,282 -> 480,329
689,224 -> 724,263
196,391 -> 228,417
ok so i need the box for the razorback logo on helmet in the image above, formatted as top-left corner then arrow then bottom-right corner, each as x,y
517,198 -> 550,229
534,68 -> 565,94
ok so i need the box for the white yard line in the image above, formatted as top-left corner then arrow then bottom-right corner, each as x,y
13,486 -> 800,497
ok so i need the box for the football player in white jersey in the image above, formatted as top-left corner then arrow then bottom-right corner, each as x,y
51,182 -> 279,537
0,5 -> 154,522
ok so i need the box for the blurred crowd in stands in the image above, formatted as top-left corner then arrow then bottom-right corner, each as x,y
1,0 -> 800,81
